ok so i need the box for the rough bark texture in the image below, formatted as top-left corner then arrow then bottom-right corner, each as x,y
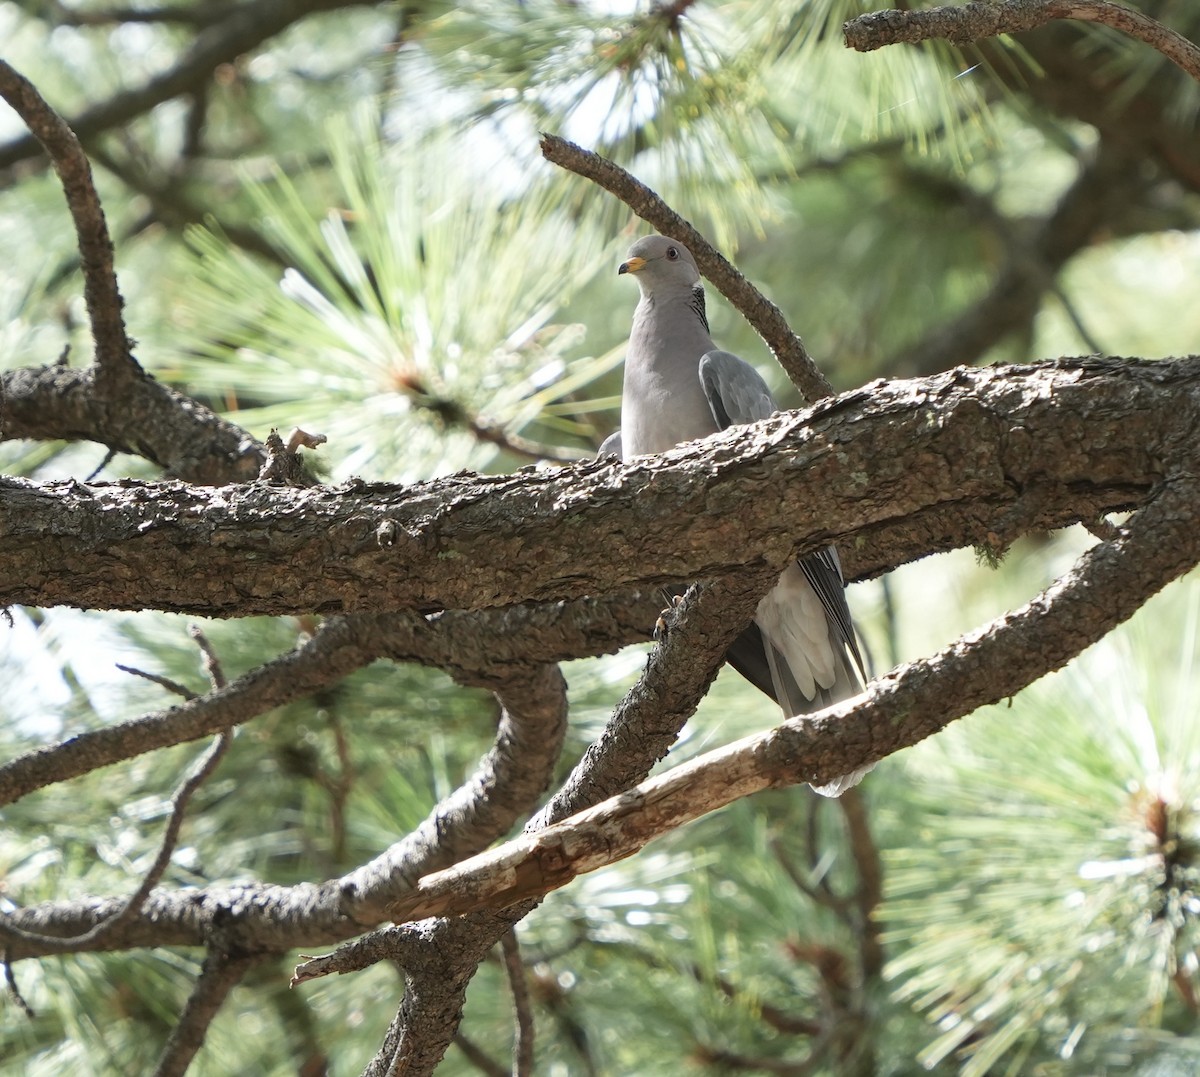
0,358 -> 1185,617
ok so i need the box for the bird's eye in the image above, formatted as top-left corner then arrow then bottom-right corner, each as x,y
666,246 -> 679,260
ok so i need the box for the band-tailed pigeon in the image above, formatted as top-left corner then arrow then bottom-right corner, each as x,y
614,234 -> 869,796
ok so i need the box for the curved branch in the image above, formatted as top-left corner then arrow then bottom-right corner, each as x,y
539,133 -> 832,402
0,361 -> 266,483
3,662 -> 569,960
844,1 -> 1200,85
296,565 -> 780,1076
0,596 -> 652,808
379,464 -> 1200,923
337,664 -> 569,925
0,60 -> 132,375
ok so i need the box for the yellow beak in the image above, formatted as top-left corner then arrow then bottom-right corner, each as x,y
618,256 -> 646,275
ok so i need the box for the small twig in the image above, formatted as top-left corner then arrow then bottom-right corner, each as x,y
310,708 -> 354,867
85,448 -> 118,481
844,0 -> 1200,86
115,663 -> 197,701
771,832 -> 849,914
3,949 -> 35,1018
691,962 -> 821,1037
0,60 -> 134,376
836,788 -> 885,979
501,930 -> 535,1077
454,1034 -> 509,1077
465,414 -> 586,464
291,926 -> 414,987
691,1044 -> 818,1076
539,134 -> 832,403
188,625 -> 226,690
0,730 -> 232,952
1050,282 -> 1105,356
151,949 -> 260,1077
401,370 -> 585,463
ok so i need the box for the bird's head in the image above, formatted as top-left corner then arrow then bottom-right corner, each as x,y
618,235 -> 701,297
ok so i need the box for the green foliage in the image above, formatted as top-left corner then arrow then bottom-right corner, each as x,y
880,582 -> 1200,1074
2,0 -> 1200,1073
164,110 -> 622,480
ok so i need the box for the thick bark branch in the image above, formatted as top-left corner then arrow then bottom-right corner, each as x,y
844,1 -> 1200,85
372,462 -> 1200,922
1,364 -> 265,483
0,358 -> 1186,617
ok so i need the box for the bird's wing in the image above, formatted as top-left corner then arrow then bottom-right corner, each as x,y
699,349 -> 867,696
698,350 -> 777,428
598,430 -> 622,457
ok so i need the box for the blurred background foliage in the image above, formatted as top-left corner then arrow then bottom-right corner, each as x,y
1,0 -> 1199,1073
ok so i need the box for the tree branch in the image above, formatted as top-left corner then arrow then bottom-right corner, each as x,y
0,358 -> 1183,617
539,133 -> 832,402
844,1 -> 1200,86
0,729 -> 231,951
0,362 -> 266,483
3,659 -> 567,963
501,930 -> 535,1077
304,564 -> 782,1074
0,59 -> 133,376
376,463 -> 1200,922
0,594 -> 653,808
151,950 -> 261,1077
337,664 -> 569,926
0,615 -> 382,807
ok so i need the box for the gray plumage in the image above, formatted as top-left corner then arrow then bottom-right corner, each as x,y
615,234 -> 870,797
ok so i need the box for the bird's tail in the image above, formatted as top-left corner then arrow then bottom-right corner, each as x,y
761,625 -> 873,798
